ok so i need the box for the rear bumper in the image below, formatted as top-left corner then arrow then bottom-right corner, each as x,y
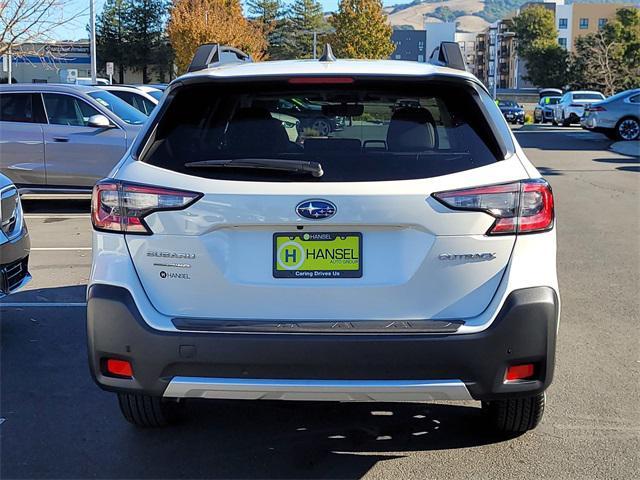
87,284 -> 558,402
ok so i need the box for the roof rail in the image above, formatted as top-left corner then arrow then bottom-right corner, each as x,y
428,42 -> 466,72
187,44 -> 252,73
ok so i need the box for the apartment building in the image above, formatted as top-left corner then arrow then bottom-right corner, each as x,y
474,19 -> 519,93
557,3 -> 630,51
455,32 -> 478,73
472,1 -> 634,93
520,1 -> 631,51
390,22 -> 457,64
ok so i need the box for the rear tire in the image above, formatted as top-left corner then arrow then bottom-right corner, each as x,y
615,117 -> 640,141
482,392 -> 545,434
117,393 -> 184,427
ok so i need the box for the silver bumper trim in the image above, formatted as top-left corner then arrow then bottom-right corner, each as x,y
163,377 -> 473,402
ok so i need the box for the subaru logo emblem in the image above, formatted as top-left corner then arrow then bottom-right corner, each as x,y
296,199 -> 337,220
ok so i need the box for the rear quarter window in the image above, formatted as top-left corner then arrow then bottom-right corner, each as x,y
141,79 -> 507,182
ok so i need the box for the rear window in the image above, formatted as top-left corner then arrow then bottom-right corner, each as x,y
573,93 -> 605,100
142,80 -> 504,182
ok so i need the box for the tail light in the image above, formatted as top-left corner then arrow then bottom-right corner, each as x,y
587,106 -> 606,112
91,180 -> 201,234
569,103 -> 583,107
433,179 -> 554,235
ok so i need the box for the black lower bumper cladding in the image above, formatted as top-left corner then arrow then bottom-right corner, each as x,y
87,285 -> 558,401
0,228 -> 30,294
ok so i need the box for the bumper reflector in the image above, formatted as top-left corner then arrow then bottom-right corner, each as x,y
505,363 -> 535,382
106,359 -> 133,378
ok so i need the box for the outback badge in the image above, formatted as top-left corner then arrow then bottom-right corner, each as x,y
296,199 -> 337,220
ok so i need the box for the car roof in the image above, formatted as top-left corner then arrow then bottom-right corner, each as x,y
568,91 -> 604,95
101,85 -> 147,92
0,83 -> 100,94
134,85 -> 162,92
179,59 -> 479,83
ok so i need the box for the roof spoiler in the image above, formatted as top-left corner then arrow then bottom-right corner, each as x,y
187,44 -> 252,73
428,42 -> 466,71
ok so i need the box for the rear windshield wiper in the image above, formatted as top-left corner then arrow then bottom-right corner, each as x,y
184,158 -> 324,178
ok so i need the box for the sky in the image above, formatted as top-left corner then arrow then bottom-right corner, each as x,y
56,0 -> 409,41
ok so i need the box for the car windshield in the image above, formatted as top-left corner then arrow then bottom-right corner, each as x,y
87,90 -> 147,125
147,90 -> 163,101
546,97 -> 560,104
498,100 -> 517,107
573,93 -> 605,100
142,80 -> 504,182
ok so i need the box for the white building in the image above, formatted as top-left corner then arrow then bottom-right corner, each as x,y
556,3 -> 573,50
422,21 -> 457,60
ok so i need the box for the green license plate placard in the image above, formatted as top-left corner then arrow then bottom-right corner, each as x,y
273,232 -> 362,278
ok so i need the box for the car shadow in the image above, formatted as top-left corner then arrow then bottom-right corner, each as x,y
107,400 -> 512,479
0,284 -> 87,304
514,127 -> 611,151
617,166 -> 640,172
21,198 -> 91,214
1,289 -> 516,479
537,166 -> 564,176
593,157 -> 639,164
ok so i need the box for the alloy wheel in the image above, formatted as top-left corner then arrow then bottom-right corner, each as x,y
618,118 -> 640,141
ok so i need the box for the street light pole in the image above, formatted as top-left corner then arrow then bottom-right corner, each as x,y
313,32 -> 317,60
493,33 -> 499,100
493,31 -> 515,100
90,0 -> 97,83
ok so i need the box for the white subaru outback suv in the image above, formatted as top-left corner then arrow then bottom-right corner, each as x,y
88,44 -> 559,434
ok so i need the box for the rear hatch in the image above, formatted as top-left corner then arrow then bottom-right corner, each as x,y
116,77 -> 530,322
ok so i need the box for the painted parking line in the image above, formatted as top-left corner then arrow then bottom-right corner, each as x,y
31,247 -> 92,251
24,214 -> 91,218
0,302 -> 86,308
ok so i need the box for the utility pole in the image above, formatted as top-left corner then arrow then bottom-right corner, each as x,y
90,0 -> 97,83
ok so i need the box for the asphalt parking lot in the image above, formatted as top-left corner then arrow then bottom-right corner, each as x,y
1,124 -> 638,479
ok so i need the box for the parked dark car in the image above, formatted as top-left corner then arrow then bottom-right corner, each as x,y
497,100 -> 525,125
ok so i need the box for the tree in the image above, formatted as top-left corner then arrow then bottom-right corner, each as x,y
247,0 -> 287,59
0,0 -> 85,57
329,0 -> 394,59
513,5 -> 557,57
127,0 -> 169,83
571,8 -> 640,96
522,44 -> 571,89
96,0 -> 130,83
286,0 -> 326,59
167,0 -> 267,73
513,5 -> 569,88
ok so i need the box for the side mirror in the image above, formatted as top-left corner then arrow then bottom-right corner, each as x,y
87,114 -> 113,128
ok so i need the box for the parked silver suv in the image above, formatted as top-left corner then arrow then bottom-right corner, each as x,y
0,84 -> 145,192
